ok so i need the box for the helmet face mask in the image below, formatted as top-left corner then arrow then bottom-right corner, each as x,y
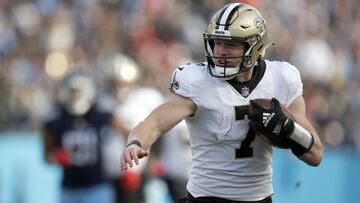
204,3 -> 268,80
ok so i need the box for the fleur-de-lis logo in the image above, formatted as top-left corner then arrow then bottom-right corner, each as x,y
169,72 -> 180,93
254,18 -> 266,34
169,80 -> 179,93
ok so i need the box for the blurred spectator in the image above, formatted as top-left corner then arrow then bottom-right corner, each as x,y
0,0 -> 359,160
42,72 -> 129,203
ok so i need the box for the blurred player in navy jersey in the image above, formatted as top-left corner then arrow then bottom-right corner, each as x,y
43,72 -> 129,203
120,3 -> 323,203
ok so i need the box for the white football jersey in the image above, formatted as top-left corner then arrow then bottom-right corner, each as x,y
115,87 -> 165,172
169,60 -> 303,201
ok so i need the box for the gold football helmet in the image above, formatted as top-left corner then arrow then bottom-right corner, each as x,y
204,3 -> 270,80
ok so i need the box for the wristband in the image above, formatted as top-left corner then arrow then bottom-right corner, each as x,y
287,122 -> 314,156
126,140 -> 142,148
289,122 -> 314,149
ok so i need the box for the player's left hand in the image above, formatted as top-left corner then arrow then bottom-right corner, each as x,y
248,98 -> 292,136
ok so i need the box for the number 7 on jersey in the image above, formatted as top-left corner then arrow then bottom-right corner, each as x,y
234,105 -> 256,158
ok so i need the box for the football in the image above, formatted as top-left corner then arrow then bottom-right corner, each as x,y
249,98 -> 294,149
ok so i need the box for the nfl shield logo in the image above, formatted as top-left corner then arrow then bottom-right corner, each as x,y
241,87 -> 250,97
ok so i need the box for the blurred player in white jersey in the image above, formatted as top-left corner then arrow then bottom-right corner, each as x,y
120,3 -> 323,203
109,54 -> 191,202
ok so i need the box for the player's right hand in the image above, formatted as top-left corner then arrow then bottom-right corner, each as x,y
120,144 -> 149,171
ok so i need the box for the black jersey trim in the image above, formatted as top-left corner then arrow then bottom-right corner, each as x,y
226,60 -> 266,98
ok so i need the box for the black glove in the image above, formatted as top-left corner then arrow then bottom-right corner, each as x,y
248,98 -> 294,137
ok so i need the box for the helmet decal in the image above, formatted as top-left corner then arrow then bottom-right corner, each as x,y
255,18 -> 266,35
215,3 -> 243,31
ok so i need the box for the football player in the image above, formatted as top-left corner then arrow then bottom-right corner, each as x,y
43,73 -> 129,203
112,54 -> 192,202
120,3 -> 323,203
